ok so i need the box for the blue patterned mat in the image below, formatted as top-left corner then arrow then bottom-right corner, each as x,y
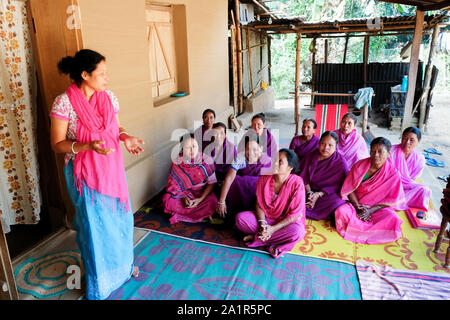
107,230 -> 362,300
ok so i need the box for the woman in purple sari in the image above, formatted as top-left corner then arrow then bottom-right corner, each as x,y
194,108 -> 215,152
238,113 -> 277,159
333,113 -> 369,168
298,131 -> 348,221
204,122 -> 237,182
289,118 -> 319,164
388,127 -> 431,211
216,137 -> 272,222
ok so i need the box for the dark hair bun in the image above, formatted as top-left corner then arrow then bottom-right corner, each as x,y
57,56 -> 76,75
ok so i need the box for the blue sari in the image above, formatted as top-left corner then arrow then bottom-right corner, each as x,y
64,159 -> 134,300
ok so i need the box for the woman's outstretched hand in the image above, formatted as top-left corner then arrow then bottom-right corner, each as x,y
89,140 -> 115,155
123,136 -> 145,155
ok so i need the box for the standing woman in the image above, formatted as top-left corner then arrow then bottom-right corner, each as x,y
388,127 -> 431,212
289,118 -> 320,164
238,113 -> 278,159
50,49 -> 144,300
333,113 -> 369,168
194,108 -> 216,153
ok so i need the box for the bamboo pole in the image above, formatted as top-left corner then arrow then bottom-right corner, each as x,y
402,9 -> 425,131
294,33 -> 302,135
419,23 -> 440,132
235,0 -> 243,114
247,27 -> 254,96
311,38 -> 316,107
231,25 -> 239,116
343,34 -> 349,64
324,39 -> 328,64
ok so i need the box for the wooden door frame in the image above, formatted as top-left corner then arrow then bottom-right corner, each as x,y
0,219 -> 19,300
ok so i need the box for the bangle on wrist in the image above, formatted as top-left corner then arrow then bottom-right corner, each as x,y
218,201 -> 225,205
71,141 -> 78,154
119,131 -> 129,140
258,219 -> 267,225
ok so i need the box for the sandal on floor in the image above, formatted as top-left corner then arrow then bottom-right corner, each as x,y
426,158 -> 445,167
438,174 -> 450,182
423,152 -> 431,159
424,148 -> 443,155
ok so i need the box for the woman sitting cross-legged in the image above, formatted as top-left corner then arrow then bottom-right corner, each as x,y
162,133 -> 218,224
388,126 -> 432,212
289,118 -> 320,165
298,131 -> 349,221
235,149 -> 306,258
333,113 -> 369,168
216,137 -> 272,222
335,137 -> 406,244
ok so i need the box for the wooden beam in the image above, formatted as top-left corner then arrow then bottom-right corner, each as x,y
343,34 -> 349,64
419,23 -> 440,131
0,219 -> 19,300
294,33 -> 302,135
423,0 -> 450,11
402,9 -> 425,131
235,0 -> 244,114
324,39 -> 328,64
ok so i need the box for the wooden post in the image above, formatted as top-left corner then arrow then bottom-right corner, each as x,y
324,39 -> 328,64
268,35 -> 272,85
362,104 -> 369,134
311,38 -> 316,107
343,34 -> 349,64
235,0 -> 243,114
402,9 -> 425,132
363,35 -> 370,87
230,25 -> 239,116
0,219 -> 19,300
247,27 -> 254,96
294,33 -> 302,135
419,23 -> 440,132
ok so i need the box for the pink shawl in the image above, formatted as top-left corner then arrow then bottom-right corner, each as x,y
66,83 -> 129,209
256,174 -> 306,221
341,157 -> 405,208
334,129 -> 369,168
388,144 -> 425,185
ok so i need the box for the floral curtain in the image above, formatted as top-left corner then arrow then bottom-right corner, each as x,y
0,0 -> 41,233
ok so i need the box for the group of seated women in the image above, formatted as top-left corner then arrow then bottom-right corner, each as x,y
161,108 -> 432,258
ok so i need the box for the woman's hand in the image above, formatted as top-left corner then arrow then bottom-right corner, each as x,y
216,202 -> 227,218
89,140 -> 115,155
182,197 -> 192,208
306,192 -> 322,209
123,135 -> 145,155
356,204 -> 372,222
258,224 -> 275,242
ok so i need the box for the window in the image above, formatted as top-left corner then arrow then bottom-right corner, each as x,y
145,3 -> 189,105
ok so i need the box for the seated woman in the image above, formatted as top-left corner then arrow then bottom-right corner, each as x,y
206,122 -> 237,183
238,112 -> 277,159
235,149 -> 306,258
216,137 -> 271,221
194,108 -> 216,152
388,127 -> 431,212
298,131 -> 348,221
333,113 -> 369,168
162,133 -> 218,224
334,137 -> 405,244
289,118 -> 320,164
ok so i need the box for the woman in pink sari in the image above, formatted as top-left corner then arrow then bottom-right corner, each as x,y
235,149 -> 306,258
388,127 -> 431,211
162,134 -> 218,224
335,137 -> 405,244
334,113 -> 369,168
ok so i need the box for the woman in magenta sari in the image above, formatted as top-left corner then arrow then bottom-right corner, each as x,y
162,134 -> 218,224
238,113 -> 277,159
335,137 -> 405,244
333,113 -> 369,168
235,149 -> 306,258
216,137 -> 271,221
298,131 -> 348,221
205,122 -> 237,182
388,127 -> 431,211
289,118 -> 319,163
194,108 -> 216,152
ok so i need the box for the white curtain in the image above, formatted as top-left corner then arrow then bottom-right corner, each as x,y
0,0 -> 41,233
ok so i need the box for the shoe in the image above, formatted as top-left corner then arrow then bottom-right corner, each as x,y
438,174 -> 449,182
423,152 -> 430,159
426,158 -> 445,167
424,148 -> 443,155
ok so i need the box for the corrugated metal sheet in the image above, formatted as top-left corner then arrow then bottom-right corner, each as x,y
312,61 -> 424,108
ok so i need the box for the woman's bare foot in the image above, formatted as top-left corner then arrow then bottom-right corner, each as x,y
243,234 -> 254,242
132,266 -> 139,277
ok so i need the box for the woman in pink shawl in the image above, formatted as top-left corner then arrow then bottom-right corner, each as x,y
388,127 -> 431,211
335,137 -> 405,244
50,50 -> 144,299
235,149 -> 306,258
289,118 -> 320,165
334,113 -> 369,168
162,133 -> 218,224
298,131 -> 349,221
